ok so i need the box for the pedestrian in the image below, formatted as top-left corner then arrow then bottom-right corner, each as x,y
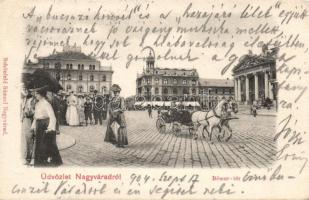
66,91 -> 79,126
21,88 -> 36,165
59,95 -> 68,125
104,84 -> 128,148
30,85 -> 62,167
102,95 -> 108,120
92,90 -> 103,125
147,104 -> 152,118
78,95 -> 86,126
84,97 -> 93,126
251,100 -> 258,117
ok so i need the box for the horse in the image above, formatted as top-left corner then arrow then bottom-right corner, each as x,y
191,99 -> 229,141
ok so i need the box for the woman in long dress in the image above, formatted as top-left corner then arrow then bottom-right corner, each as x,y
104,84 -> 128,148
66,91 -> 79,126
30,86 -> 63,167
78,95 -> 85,125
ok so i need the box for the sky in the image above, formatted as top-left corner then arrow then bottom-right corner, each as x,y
20,0 -> 306,97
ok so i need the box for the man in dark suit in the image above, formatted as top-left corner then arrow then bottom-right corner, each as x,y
92,90 -> 103,125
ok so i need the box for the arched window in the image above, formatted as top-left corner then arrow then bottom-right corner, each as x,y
163,79 -> 168,84
90,74 -> 94,81
183,88 -> 188,94
155,87 -> 159,94
67,73 -> 71,80
173,79 -> 177,84
78,64 -> 84,70
173,88 -> 177,95
69,64 -> 73,70
102,75 -> 106,81
182,80 -> 187,85
78,85 -> 83,92
102,86 -> 107,94
66,64 -> 69,70
66,84 -> 71,91
192,88 -> 196,95
89,85 -> 94,92
155,78 -> 159,84
192,80 -> 196,85
79,74 -> 83,80
163,88 -> 168,94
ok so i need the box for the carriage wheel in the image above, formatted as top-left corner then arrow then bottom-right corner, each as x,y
156,118 -> 166,134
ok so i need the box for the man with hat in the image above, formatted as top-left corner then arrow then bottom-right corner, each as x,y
84,97 -> 93,126
92,90 -> 103,125
104,84 -> 128,148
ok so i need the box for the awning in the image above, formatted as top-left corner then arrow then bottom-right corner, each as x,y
184,101 -> 201,107
134,102 -> 143,106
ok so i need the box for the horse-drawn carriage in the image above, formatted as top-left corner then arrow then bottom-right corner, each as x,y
156,109 -> 195,136
155,99 -> 239,141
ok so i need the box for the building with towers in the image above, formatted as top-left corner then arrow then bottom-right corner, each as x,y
136,52 -> 200,102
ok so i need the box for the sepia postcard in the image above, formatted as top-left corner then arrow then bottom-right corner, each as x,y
0,0 -> 308,199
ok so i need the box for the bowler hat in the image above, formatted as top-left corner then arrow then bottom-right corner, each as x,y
111,84 -> 121,92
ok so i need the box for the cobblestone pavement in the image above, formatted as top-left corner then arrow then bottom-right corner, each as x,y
60,111 -> 277,168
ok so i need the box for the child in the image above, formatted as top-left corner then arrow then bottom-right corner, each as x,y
84,97 -> 93,125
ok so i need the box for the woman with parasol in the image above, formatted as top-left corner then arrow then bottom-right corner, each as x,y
26,69 -> 63,167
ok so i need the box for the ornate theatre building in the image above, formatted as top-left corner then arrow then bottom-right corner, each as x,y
232,45 -> 278,105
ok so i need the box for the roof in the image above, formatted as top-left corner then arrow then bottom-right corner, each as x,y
148,67 -> 198,76
199,78 -> 234,87
38,51 -> 96,61
232,54 -> 275,73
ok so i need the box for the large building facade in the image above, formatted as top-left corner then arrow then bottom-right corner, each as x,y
136,53 -> 234,108
198,78 -> 234,108
136,53 -> 199,102
232,45 -> 278,105
24,47 -> 113,95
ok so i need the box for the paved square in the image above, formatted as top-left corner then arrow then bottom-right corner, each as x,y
60,111 -> 276,168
